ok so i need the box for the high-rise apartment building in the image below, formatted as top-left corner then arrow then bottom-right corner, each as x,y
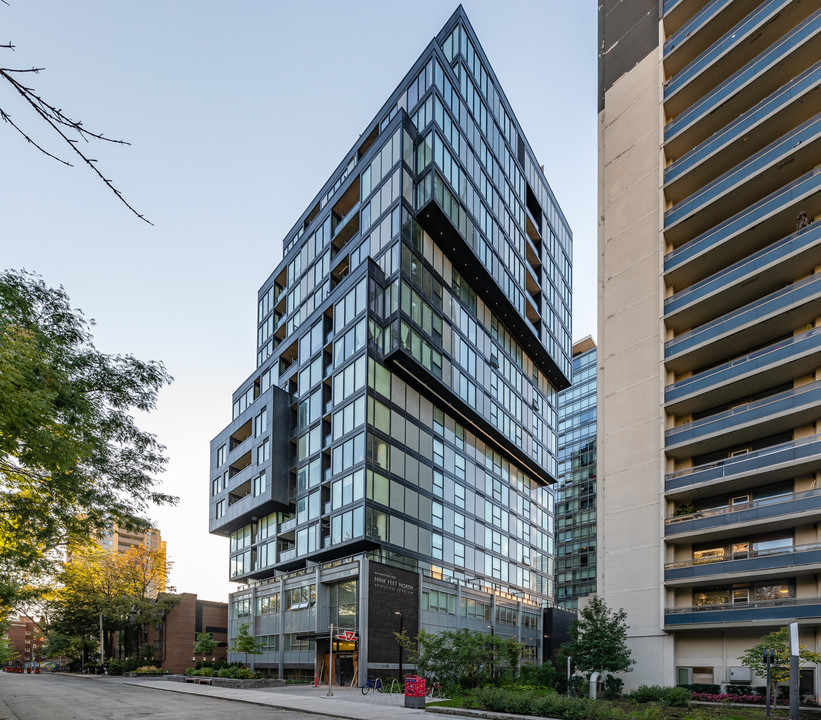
556,337 -> 597,609
598,0 -> 821,691
209,7 -> 573,680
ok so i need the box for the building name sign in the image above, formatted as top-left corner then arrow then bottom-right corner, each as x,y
373,570 -> 415,597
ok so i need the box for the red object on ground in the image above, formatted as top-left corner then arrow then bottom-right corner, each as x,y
404,676 -> 426,697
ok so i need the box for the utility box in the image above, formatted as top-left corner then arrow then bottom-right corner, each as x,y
729,666 -> 752,683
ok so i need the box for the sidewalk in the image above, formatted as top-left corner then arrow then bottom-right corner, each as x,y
122,678 -> 493,720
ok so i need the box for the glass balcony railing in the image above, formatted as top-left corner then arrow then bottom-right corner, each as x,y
665,596 -> 821,625
665,61 -> 821,185
664,113 -> 821,229
666,487 -> 821,532
665,167 -> 821,270
665,10 -> 821,142
665,433 -> 821,492
664,0 -> 733,57
665,273 -> 821,359
665,224 -> 821,317
665,0 -> 790,100
666,380 -> 821,447
666,327 -> 821,403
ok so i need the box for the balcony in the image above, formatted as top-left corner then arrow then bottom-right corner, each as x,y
665,223 -> 821,333
664,0 -> 799,117
665,10 -> 821,158
665,327 -> 821,416
664,167 -> 821,287
664,272 -> 821,374
665,488 -> 821,542
666,433 -> 821,495
663,113 -> 821,247
665,541 -> 821,584
664,61 -> 821,200
663,0 -> 714,36
665,596 -> 821,628
664,0 -> 745,69
665,380 -> 821,458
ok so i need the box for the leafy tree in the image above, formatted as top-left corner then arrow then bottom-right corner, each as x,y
739,627 -> 821,707
0,635 -> 18,664
230,623 -> 262,668
47,544 -> 177,662
561,596 -> 634,677
396,627 -> 522,690
194,632 -> 218,662
0,270 -> 175,608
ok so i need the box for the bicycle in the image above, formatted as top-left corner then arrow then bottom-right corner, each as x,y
426,680 -> 443,698
361,676 -> 384,695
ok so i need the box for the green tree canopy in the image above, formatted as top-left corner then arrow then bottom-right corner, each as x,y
561,596 -> 634,676
0,270 -> 175,609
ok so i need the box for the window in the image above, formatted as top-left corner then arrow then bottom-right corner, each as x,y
256,594 -> 280,615
422,590 -> 456,614
257,438 -> 270,464
215,499 -> 225,519
433,470 -> 444,498
432,532 -> 443,560
232,597 -> 251,618
367,432 -> 390,470
254,410 -> 267,437
332,432 -> 366,474
329,580 -> 358,629
455,483 -> 465,508
216,444 -> 226,466
251,473 -> 265,497
285,584 -> 316,610
432,501 -> 443,529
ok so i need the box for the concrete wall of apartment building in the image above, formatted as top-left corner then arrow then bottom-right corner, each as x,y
597,45 -> 671,688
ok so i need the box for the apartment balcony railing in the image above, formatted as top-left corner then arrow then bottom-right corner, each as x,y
665,541 -> 821,582
665,167 -> 821,275
664,0 -> 791,105
664,0 -> 733,58
664,112 -> 821,236
665,380 -> 821,454
664,223 -> 821,323
665,61 -> 821,187
665,327 -> 821,410
665,10 -> 821,144
665,487 -> 821,536
665,433 -> 821,493
664,272 -> 821,365
665,596 -> 821,626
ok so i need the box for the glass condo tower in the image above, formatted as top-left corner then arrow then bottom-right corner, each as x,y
209,7 -> 573,680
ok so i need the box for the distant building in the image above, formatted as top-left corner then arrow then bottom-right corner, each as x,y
146,593 -> 228,675
94,522 -> 167,593
4,616 -> 45,665
556,337 -> 597,609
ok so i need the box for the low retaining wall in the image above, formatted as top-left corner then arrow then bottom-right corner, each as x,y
167,674 -> 287,689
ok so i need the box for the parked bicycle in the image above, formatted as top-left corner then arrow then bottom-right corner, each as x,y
361,676 -> 384,695
426,680 -> 443,698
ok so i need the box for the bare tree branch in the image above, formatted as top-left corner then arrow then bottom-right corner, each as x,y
1,40 -> 151,223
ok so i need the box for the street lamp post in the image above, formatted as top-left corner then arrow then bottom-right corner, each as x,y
394,611 -> 403,686
487,624 -> 495,685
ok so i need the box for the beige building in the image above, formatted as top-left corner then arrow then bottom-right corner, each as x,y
598,0 -> 821,692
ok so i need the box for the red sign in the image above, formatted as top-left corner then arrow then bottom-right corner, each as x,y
336,630 -> 358,641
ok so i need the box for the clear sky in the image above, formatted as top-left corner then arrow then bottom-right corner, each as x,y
1,1 -> 597,601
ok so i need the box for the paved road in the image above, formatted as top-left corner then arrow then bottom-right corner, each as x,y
0,673 -> 347,720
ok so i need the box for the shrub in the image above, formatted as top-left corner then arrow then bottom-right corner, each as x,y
135,665 -> 163,674
604,674 -> 624,699
683,683 -> 720,694
519,661 -> 556,688
630,685 -> 690,706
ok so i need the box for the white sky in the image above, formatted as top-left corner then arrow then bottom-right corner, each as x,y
1,1 -> 597,601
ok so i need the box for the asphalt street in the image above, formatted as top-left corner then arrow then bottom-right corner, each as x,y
0,673 -> 347,720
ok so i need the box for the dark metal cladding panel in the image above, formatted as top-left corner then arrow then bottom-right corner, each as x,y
598,0 -> 661,111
